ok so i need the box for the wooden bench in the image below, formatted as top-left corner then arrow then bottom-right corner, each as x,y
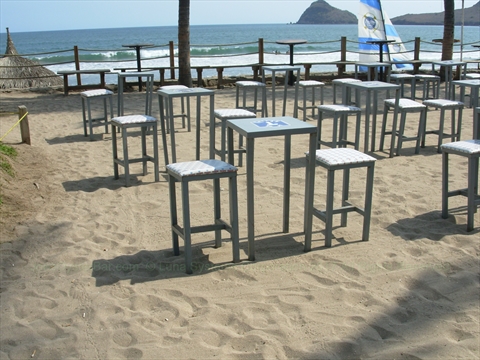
114,66 -> 213,88
57,69 -> 111,95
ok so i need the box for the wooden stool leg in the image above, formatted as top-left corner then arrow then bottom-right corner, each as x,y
141,127 -> 148,176
341,168 -> 350,227
181,181 -> 193,274
441,152 -> 449,219
213,178 -> 222,248
467,157 -> 478,232
229,175 -> 240,262
415,110 -> 424,154
436,108 -> 446,152
81,98 -> 88,137
169,177 -> 180,256
302,86 -> 307,121
317,112 -> 323,149
332,114 -> 339,148
363,163 -> 375,241
354,112 -> 361,150
396,111 -> 407,156
235,86 -> 240,108
186,98 -> 191,133
220,119 -> 226,162
457,108 -> 463,141
112,124 -> 119,180
152,123 -> 159,182
87,98 -> 94,140
325,169 -> 335,247
103,97 -> 109,134
379,103 -> 389,151
122,128 -> 130,187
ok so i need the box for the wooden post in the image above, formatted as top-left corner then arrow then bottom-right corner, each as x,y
258,37 -> 264,78
337,36 -> 347,77
252,65 -> 259,81
74,46 -> 81,86
216,67 -> 224,89
304,64 -> 312,80
414,37 -> 421,74
159,68 -> 166,86
196,68 -> 203,87
18,106 -> 31,145
169,41 -> 175,79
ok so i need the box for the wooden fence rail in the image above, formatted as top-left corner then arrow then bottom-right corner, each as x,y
1,36 -> 479,93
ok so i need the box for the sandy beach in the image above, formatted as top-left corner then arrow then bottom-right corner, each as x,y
0,82 -> 478,359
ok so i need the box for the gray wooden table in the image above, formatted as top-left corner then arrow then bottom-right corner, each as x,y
226,116 -> 317,261
158,87 -> 214,165
343,81 -> 401,156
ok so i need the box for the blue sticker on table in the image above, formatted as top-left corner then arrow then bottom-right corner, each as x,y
253,120 -> 290,128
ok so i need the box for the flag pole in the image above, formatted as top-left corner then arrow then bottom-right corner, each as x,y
460,0 -> 465,61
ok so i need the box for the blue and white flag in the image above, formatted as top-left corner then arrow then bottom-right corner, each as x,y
358,0 -> 386,63
358,0 -> 412,70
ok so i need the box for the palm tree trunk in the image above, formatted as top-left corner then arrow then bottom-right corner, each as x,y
178,0 -> 192,87
441,0 -> 455,61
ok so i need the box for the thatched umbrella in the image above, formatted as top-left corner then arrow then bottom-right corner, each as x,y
0,28 -> 63,89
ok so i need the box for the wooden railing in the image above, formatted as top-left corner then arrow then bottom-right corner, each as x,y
1,37 -> 479,92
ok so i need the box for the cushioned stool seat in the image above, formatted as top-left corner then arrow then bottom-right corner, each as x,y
166,159 -> 240,274
297,80 -> 325,121
332,78 -> 361,105
317,104 -> 361,150
414,74 -> 441,100
235,81 -> 268,117
390,73 -> 416,99
304,148 -> 377,249
422,99 -> 464,152
465,73 -> 480,79
441,140 -> 480,232
159,85 -> 191,134
213,109 -> 256,166
80,89 -> 114,140
380,98 -> 426,157
111,114 -> 159,187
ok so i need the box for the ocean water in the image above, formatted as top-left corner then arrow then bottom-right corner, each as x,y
1,24 -> 479,85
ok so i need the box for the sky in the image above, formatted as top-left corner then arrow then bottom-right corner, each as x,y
0,0 -> 477,33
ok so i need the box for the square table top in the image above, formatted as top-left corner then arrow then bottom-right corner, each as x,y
262,65 -> 302,72
344,80 -> 400,91
355,62 -> 392,67
226,116 -> 316,138
117,71 -> 155,78
432,60 -> 466,66
157,87 -> 215,97
452,79 -> 480,87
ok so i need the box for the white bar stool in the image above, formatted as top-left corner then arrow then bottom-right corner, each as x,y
380,98 -> 426,157
80,89 -> 114,140
304,148 -> 377,250
213,109 -> 256,166
422,99 -> 464,153
332,78 -> 361,105
117,72 -> 155,116
166,159 -> 240,274
441,140 -> 480,232
111,115 -> 159,187
297,80 -> 325,121
160,85 -> 191,134
414,74 -> 441,100
390,73 -> 416,99
317,104 -> 361,150
235,81 -> 268,117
